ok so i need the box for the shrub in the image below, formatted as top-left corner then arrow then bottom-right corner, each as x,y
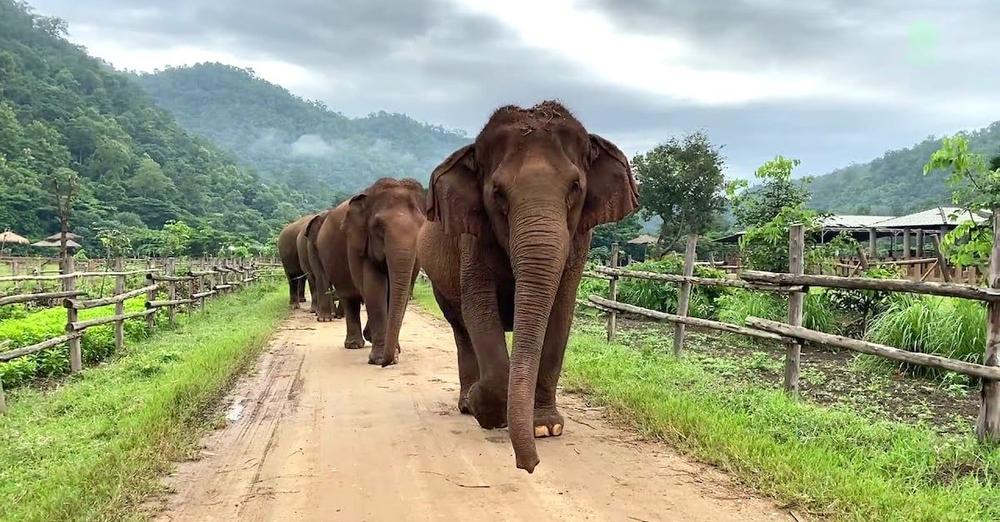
581,255 -> 727,318
0,299 -> 150,387
867,295 -> 985,370
827,264 -> 906,334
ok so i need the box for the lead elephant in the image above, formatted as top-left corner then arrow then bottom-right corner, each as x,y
278,215 -> 311,308
314,178 -> 426,365
417,101 -> 638,473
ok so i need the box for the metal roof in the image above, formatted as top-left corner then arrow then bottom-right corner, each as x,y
627,234 -> 658,245
820,214 -> 895,229
872,207 -> 988,229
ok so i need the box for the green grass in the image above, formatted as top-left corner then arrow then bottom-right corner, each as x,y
410,280 -> 1000,521
0,282 -> 288,521
868,296 -> 985,367
561,322 -> 1000,521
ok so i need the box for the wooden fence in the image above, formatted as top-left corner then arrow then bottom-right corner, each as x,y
0,257 -> 280,413
580,211 -> 1000,443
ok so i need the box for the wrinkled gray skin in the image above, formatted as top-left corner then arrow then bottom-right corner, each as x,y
315,178 -> 426,365
278,215 -> 311,307
300,212 -> 344,320
418,101 -> 638,473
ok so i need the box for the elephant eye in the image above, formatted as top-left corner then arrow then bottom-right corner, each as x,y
493,187 -> 509,215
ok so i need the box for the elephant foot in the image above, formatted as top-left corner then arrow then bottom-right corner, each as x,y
458,396 -> 472,415
533,407 -> 564,438
344,337 -> 365,350
368,345 -> 400,366
291,302 -> 300,310
316,313 -> 334,323
333,308 -> 345,319
469,381 -> 507,429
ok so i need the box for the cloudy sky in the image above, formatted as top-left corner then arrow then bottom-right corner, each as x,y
30,0 -> 1000,179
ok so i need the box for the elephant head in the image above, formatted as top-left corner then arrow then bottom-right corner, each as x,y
427,101 -> 638,472
344,178 -> 426,366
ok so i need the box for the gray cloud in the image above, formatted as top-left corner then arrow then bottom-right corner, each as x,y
28,0 -> 1000,180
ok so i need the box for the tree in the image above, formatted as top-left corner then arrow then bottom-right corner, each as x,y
730,155 -> 812,229
730,156 -> 822,271
923,134 -> 1000,269
51,167 -> 79,266
634,131 -> 727,245
590,213 -> 643,262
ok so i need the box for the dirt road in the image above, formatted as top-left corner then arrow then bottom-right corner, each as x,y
156,306 -> 788,521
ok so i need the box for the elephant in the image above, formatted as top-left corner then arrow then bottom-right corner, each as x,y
298,212 -> 344,320
278,215 -> 312,308
417,101 -> 638,473
314,178 -> 426,365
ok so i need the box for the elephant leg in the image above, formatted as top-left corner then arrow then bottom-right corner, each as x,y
333,297 -> 345,319
288,277 -> 300,308
532,243 -> 588,438
307,275 -> 318,313
297,277 -> 307,303
361,262 -> 391,365
313,273 -> 333,322
436,285 -> 478,414
343,297 -> 365,349
363,322 -> 372,342
459,236 -> 509,429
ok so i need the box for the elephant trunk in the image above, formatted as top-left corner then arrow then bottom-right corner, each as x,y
507,203 -> 568,473
382,238 -> 419,367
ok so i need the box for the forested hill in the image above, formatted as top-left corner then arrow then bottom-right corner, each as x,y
136,63 -> 470,192
0,0 -> 333,254
809,121 -> 1000,215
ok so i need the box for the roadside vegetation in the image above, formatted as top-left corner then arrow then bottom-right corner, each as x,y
0,281 -> 287,521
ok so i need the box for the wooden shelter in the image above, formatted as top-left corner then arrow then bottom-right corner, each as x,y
43,232 -> 82,241
32,239 -> 82,249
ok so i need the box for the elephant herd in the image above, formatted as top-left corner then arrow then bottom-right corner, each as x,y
277,101 -> 639,473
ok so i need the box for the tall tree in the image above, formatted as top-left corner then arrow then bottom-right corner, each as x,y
633,131 -> 727,245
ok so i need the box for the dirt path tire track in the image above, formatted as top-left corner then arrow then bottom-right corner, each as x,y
155,306 -> 788,521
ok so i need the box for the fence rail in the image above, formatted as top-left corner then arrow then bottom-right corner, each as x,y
579,209 -> 1000,443
0,256 -> 280,413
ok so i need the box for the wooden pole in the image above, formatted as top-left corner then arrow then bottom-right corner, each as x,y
932,234 -> 952,283
113,258 -> 125,352
167,258 -> 177,326
869,228 -> 877,259
785,223 -> 805,395
673,234 -> 698,357
146,258 -> 157,330
902,228 -> 911,260
916,229 -> 925,258
607,243 -> 619,342
748,317 -> 1000,380
64,256 -> 82,373
978,210 -> 1000,442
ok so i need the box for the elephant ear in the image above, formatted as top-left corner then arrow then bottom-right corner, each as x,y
304,212 -> 326,242
426,145 -> 484,236
580,134 -> 639,231
344,194 -> 369,254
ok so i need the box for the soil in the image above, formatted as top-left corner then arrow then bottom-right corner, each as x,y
153,306 -> 792,521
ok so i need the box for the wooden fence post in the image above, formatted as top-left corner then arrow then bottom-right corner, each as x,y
868,228 -> 877,258
932,234 -> 952,283
978,209 -> 1000,441
167,258 -> 177,327
607,243 -> 619,342
146,258 -> 157,330
113,258 -> 125,351
784,223 -> 805,395
673,234 -> 698,357
64,256 -> 82,373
